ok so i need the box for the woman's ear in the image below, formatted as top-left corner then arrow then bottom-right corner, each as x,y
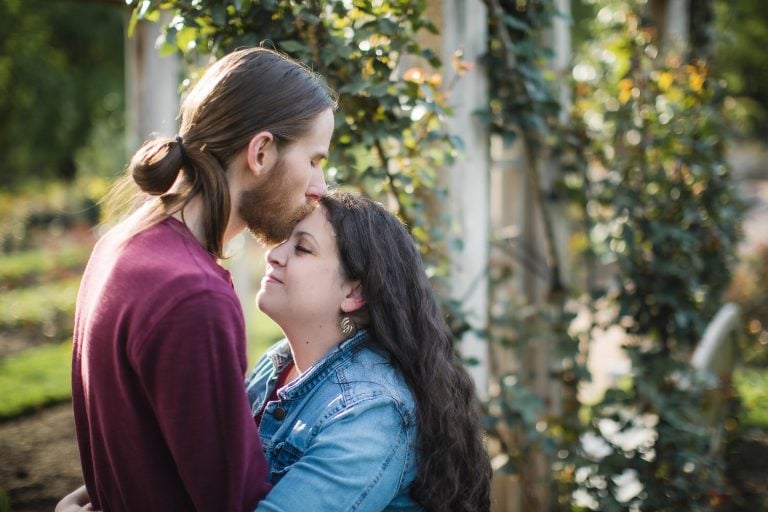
341,281 -> 366,314
246,131 -> 277,177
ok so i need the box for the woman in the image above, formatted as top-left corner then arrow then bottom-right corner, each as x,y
249,191 -> 491,511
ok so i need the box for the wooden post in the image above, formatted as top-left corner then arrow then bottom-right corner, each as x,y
650,0 -> 691,51
441,0 -> 491,399
124,13 -> 180,151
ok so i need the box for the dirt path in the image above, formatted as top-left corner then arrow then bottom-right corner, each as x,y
0,402 -> 82,512
723,428 -> 768,511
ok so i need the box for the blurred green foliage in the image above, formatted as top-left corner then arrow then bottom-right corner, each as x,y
0,178 -> 107,252
735,368 -> 768,427
725,244 -> 768,366
0,277 -> 80,337
713,0 -> 768,136
0,0 -> 125,189
479,0 -> 752,509
246,309 -> 285,367
568,0 -> 743,509
0,246 -> 90,290
0,341 -> 72,419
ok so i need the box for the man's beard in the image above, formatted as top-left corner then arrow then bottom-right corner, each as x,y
237,158 -> 316,245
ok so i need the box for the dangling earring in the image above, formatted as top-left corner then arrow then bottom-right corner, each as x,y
340,315 -> 357,338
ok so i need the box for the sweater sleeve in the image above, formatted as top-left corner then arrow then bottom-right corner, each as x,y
130,289 -> 270,511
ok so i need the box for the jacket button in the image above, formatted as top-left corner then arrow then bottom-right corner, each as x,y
273,406 -> 287,420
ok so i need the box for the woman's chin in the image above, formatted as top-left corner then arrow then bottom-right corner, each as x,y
255,296 -> 272,318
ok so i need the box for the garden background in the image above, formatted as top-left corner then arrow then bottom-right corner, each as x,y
0,0 -> 767,511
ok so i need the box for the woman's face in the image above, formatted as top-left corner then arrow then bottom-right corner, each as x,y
257,206 -> 352,332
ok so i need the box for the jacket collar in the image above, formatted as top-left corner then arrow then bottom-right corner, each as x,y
275,329 -> 370,399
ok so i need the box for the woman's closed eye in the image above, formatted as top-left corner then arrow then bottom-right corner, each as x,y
294,244 -> 312,255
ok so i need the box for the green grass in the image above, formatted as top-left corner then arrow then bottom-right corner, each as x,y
0,340 -> 72,419
735,366 -> 768,427
0,277 -> 80,334
0,245 -> 90,289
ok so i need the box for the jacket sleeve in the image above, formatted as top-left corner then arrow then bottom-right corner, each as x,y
255,396 -> 415,512
131,290 -> 271,511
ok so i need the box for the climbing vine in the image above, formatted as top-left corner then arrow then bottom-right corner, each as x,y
568,1 -> 742,509
482,0 -> 742,509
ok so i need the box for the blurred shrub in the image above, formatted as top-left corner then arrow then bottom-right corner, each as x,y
713,0 -> 768,138
0,277 -> 80,338
0,340 -> 72,419
0,0 -> 124,188
0,178 -> 105,253
565,0 -> 744,509
0,246 -> 91,291
734,368 -> 768,427
725,244 -> 768,366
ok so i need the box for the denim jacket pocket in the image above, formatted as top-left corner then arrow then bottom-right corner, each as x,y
268,440 -> 303,484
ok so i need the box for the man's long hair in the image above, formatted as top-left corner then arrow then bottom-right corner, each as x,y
108,47 -> 336,258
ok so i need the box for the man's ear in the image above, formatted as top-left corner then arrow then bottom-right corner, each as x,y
341,281 -> 366,314
246,131 -> 277,177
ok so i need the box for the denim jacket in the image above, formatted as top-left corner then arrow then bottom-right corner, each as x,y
245,330 -> 423,512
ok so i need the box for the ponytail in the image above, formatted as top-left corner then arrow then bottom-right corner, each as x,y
179,141 -> 230,258
116,134 -> 232,258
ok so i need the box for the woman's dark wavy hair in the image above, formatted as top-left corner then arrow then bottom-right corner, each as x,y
320,192 -> 492,512
107,46 -> 336,258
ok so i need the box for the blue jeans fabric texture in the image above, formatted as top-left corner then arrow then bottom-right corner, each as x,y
246,329 -> 423,512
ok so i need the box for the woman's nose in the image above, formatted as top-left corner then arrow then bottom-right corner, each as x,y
266,242 -> 287,266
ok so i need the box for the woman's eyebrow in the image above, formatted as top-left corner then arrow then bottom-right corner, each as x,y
295,230 -> 319,245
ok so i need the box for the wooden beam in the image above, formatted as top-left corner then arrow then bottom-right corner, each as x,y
441,0 -> 491,399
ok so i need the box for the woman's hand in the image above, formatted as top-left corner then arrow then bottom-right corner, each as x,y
55,485 -> 96,512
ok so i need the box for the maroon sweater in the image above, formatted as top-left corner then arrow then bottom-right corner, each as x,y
72,216 -> 269,511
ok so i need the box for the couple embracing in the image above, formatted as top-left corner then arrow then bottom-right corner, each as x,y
59,47 -> 491,512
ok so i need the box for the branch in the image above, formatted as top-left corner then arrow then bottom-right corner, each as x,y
483,0 -> 519,70
484,0 -> 566,298
373,138 -> 410,225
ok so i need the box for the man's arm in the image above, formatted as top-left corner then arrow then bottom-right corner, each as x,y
133,290 -> 270,511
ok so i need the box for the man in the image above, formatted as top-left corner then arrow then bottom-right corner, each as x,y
62,47 -> 336,512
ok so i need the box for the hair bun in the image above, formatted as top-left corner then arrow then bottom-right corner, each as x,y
128,138 -> 184,196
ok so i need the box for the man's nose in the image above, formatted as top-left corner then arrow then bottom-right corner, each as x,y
305,166 -> 327,201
